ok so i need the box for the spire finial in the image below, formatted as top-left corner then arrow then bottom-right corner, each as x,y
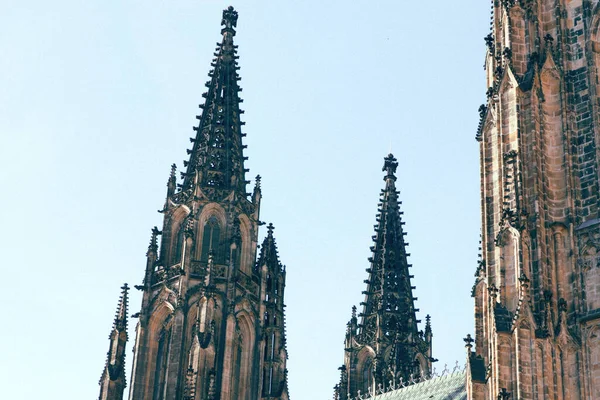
383,153 -> 398,180
255,174 -> 262,189
463,334 -> 474,350
267,222 -> 275,236
222,6 -> 238,32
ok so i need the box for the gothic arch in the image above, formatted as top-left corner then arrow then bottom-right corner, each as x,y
238,214 -> 252,275
235,297 -> 258,321
231,312 -> 255,400
354,346 -> 375,396
198,203 -> 227,228
169,205 -> 191,265
197,203 -> 227,262
415,353 -> 429,377
145,301 -> 175,400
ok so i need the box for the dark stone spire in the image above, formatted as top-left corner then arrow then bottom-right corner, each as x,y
359,153 -> 421,381
182,5 -> 248,197
98,284 -> 129,400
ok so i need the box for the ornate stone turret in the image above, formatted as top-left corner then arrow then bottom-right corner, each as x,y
98,284 -> 129,400
119,7 -> 290,400
336,154 -> 432,399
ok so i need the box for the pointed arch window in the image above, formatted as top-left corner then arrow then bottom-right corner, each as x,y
200,217 -> 221,262
174,226 -> 185,264
362,358 -> 373,395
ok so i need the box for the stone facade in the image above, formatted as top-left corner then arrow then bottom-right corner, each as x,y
98,7 -> 290,400
467,1 -> 600,399
334,155 -> 433,400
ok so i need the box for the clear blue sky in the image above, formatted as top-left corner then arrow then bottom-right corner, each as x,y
0,1 -> 489,398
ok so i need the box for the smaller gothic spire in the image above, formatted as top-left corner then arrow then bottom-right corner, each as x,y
168,163 -> 177,193
98,284 -> 129,400
425,314 -> 432,336
256,223 -> 281,270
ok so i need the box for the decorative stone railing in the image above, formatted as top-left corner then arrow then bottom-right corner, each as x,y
345,363 -> 466,400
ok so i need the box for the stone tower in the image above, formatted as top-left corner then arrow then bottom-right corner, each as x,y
467,1 -> 600,399
98,7 -> 290,400
335,154 -> 433,400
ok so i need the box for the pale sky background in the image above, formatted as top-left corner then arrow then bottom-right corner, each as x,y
0,1 -> 489,399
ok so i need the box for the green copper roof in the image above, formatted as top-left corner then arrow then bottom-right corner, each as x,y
367,371 -> 467,400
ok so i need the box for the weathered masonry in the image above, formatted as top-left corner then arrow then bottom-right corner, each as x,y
467,1 -> 600,399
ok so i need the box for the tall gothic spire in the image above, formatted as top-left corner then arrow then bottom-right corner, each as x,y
182,6 -> 248,197
98,284 -> 129,400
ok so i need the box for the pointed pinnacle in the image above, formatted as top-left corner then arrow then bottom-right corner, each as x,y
148,226 -> 161,254
114,284 -> 129,331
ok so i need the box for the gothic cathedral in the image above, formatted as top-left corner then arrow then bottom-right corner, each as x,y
99,7 -> 289,400
467,1 -> 600,399
97,3 -> 600,400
